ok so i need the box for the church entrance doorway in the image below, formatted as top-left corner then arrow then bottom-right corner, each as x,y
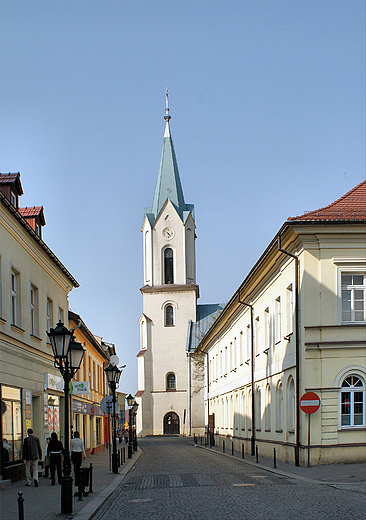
163,412 -> 180,435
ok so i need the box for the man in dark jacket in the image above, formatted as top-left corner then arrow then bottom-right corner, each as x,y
23,428 -> 42,487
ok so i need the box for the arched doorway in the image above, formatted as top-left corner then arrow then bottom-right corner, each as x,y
163,412 -> 180,435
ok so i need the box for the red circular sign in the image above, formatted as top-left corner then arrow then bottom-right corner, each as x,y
300,392 -> 320,414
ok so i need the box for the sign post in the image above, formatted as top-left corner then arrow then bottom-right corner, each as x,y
300,392 -> 320,467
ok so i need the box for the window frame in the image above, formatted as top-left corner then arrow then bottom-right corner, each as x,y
165,304 -> 174,327
11,267 -> 21,327
339,374 -> 365,429
166,372 -> 176,391
340,272 -> 365,324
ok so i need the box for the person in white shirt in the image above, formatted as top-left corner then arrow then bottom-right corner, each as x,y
70,431 -> 86,474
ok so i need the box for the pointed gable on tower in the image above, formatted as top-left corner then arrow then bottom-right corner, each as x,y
144,91 -> 194,226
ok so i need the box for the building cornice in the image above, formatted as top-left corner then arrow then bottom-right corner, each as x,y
140,282 -> 199,297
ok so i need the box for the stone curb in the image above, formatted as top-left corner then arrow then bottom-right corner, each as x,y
73,449 -> 143,520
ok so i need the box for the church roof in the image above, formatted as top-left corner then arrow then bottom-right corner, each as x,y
145,93 -> 195,225
186,303 -> 225,353
288,179 -> 366,222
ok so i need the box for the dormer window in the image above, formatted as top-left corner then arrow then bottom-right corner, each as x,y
10,191 -> 17,208
35,222 -> 41,237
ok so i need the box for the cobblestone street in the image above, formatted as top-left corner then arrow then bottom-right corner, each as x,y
92,438 -> 365,520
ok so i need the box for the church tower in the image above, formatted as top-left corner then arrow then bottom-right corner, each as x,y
136,93 -> 200,436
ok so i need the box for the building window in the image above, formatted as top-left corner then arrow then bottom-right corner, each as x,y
2,386 -> 22,462
276,382 -> 283,432
264,307 -> 270,352
165,305 -> 174,326
275,296 -> 281,343
256,388 -> 261,431
246,324 -> 251,362
30,285 -> 39,336
46,298 -> 53,334
11,268 -> 21,326
286,284 -> 294,335
288,377 -> 295,433
166,373 -> 176,390
10,191 -> 17,208
341,274 -> 365,323
164,248 -> 174,284
255,316 -> 260,356
340,375 -> 364,428
58,307 -> 64,323
265,384 -> 271,431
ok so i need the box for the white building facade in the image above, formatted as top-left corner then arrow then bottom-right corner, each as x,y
197,181 -> 366,465
136,97 -> 221,437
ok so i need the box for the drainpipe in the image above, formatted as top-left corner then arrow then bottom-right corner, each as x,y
237,292 -> 255,456
277,236 -> 300,467
205,351 -> 209,444
189,353 -> 192,437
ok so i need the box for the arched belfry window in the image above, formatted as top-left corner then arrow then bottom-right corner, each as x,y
164,248 -> 174,284
165,305 -> 174,326
166,373 -> 176,390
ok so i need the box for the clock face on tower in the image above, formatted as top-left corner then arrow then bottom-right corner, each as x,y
162,227 -> 175,240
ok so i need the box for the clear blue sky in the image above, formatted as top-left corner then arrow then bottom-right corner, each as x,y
1,0 -> 365,394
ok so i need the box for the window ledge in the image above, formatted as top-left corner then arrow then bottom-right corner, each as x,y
275,429 -> 283,433
30,334 -> 43,343
265,429 -> 271,432
284,332 -> 293,340
11,324 -> 25,334
288,430 -> 295,435
0,317 -> 6,325
275,340 -> 281,345
166,388 -> 176,392
339,427 -> 365,431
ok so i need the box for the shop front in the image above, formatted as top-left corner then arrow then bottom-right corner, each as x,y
72,400 -> 105,456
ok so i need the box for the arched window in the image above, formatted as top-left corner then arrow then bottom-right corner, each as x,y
256,388 -> 261,431
265,384 -> 271,431
276,382 -> 283,432
166,373 -> 176,390
288,377 -> 295,432
165,305 -> 174,326
164,248 -> 174,284
341,375 -> 364,428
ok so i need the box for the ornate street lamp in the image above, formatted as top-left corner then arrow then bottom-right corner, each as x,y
126,394 -> 134,459
104,363 -> 122,473
47,321 -> 85,515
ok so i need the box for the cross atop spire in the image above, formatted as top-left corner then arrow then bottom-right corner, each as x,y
164,90 -> 171,138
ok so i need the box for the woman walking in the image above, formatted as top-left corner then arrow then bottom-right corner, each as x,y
47,432 -> 63,485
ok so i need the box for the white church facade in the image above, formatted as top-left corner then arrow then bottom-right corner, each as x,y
136,95 -> 222,437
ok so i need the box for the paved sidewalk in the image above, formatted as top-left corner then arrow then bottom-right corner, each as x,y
193,440 -> 366,488
0,445 -> 141,520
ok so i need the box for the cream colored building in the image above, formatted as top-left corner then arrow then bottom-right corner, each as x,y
0,172 -> 78,479
196,181 -> 366,465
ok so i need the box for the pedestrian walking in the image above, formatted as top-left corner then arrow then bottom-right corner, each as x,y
47,432 -> 64,485
22,428 -> 42,487
44,437 -> 51,479
70,431 -> 86,474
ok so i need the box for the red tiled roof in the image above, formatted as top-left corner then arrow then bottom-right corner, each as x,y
288,180 -> 366,222
0,172 -> 24,195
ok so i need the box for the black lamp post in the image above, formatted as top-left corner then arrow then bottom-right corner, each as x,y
132,401 -> 139,451
105,364 -> 121,474
47,321 -> 85,515
126,394 -> 134,459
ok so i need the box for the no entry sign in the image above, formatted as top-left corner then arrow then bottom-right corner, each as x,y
300,392 -> 320,414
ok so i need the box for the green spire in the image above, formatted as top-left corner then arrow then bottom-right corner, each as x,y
145,92 -> 194,225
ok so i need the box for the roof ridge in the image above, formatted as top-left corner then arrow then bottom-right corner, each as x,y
288,179 -> 366,222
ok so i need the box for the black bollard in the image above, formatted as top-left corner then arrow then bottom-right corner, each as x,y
77,467 -> 84,500
89,463 -> 93,494
200,436 -> 203,446
242,443 -> 245,459
256,445 -> 259,463
273,448 -> 277,468
232,441 -> 234,456
17,491 -> 24,520
223,440 -> 225,453
123,447 -> 125,463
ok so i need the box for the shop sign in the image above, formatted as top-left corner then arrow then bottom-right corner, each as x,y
44,373 -> 63,392
72,381 -> 90,395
